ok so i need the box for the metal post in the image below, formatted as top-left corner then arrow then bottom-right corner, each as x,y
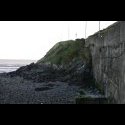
68,23 -> 70,40
99,21 -> 101,37
99,21 -> 100,31
85,21 -> 87,39
75,33 -> 77,39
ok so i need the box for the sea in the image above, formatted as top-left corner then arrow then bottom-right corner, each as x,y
0,59 -> 36,73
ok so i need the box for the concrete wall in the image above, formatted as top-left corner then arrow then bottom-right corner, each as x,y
85,21 -> 125,103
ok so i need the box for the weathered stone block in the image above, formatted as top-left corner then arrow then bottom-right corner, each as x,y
76,96 -> 108,104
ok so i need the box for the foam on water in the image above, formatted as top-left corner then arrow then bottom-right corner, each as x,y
0,59 -> 36,73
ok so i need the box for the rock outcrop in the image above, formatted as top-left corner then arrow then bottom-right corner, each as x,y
8,38 -> 93,86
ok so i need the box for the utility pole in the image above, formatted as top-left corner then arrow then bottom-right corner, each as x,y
99,21 -> 100,31
75,33 -> 77,39
99,21 -> 101,36
85,21 -> 87,39
68,22 -> 70,40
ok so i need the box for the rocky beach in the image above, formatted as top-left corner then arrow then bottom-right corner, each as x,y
0,74 -> 81,104
0,39 -> 102,104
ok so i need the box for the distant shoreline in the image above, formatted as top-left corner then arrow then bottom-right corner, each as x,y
0,59 -> 36,73
0,59 -> 36,64
0,59 -> 37,62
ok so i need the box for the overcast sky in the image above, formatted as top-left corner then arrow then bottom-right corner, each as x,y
0,21 -> 116,60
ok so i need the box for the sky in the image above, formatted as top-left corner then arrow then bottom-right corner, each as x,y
0,21 -> 116,60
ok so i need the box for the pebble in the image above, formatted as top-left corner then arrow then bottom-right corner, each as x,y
0,75 -> 80,104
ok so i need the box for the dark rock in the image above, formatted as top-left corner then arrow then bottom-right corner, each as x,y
35,87 -> 52,91
8,60 -> 92,86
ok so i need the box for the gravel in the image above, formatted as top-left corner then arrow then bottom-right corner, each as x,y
0,75 -> 80,104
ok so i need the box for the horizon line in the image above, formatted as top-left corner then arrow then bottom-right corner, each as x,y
0,58 -> 37,61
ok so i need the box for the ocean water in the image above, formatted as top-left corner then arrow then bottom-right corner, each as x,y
0,59 -> 36,73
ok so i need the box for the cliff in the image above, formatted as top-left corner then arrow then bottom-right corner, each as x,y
9,39 -> 93,87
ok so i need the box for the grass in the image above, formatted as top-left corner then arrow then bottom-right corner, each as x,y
37,39 -> 91,66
